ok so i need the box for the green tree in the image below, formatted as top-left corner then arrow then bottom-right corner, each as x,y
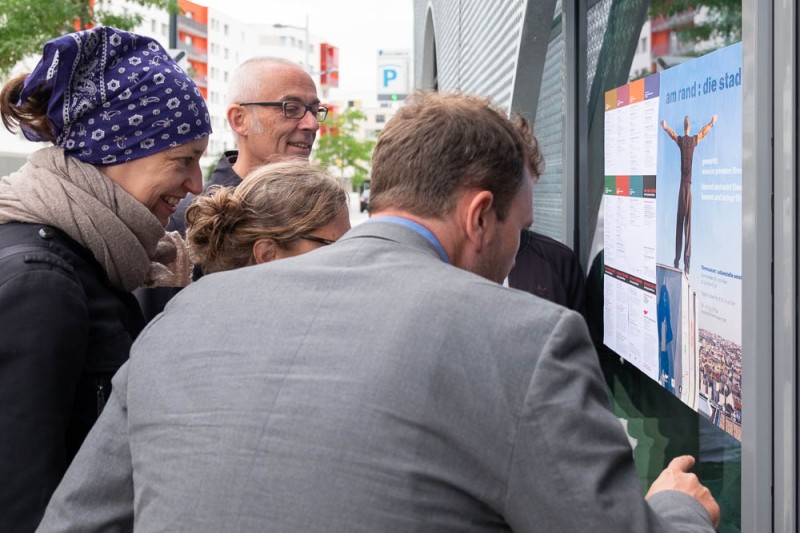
0,0 -> 177,77
649,0 -> 741,51
313,107 -> 375,191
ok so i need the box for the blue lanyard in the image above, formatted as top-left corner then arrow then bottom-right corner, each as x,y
366,216 -> 450,264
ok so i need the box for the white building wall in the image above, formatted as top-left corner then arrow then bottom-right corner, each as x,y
630,20 -> 652,78
205,9 -> 253,162
128,3 -> 172,44
355,102 -> 399,141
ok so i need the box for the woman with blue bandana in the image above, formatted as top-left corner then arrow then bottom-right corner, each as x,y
0,27 -> 212,531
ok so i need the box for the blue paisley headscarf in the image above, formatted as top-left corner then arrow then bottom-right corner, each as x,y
18,26 -> 212,165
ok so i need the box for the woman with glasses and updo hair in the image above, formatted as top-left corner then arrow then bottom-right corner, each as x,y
186,160 -> 351,275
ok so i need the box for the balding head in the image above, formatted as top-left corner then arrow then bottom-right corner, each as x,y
227,57 -> 306,106
226,57 -> 321,177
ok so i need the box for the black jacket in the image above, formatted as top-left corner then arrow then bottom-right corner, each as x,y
508,229 -> 587,317
0,221 -> 145,532
134,151 -> 241,322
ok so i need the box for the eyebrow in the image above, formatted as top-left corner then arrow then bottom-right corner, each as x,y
281,95 -> 321,105
172,147 -> 205,157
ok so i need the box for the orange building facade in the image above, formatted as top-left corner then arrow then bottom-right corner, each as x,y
176,0 -> 209,99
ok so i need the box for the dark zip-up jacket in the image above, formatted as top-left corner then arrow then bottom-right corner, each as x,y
0,221 -> 144,532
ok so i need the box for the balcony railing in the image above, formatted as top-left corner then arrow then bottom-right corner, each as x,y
177,15 -> 207,36
176,41 -> 207,63
651,10 -> 695,33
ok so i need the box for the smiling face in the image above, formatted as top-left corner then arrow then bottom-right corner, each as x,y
241,65 -> 320,162
100,137 -> 208,226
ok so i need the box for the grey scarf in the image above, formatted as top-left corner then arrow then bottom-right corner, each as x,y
0,147 -> 190,291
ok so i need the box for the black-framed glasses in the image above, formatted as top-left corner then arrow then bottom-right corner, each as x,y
239,101 -> 328,122
299,234 -> 336,246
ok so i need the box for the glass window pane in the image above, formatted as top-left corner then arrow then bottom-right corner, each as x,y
584,1 -> 743,531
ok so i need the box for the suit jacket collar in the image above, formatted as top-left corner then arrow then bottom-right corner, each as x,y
339,220 -> 448,264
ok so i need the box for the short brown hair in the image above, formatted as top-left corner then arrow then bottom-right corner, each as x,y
186,160 -> 347,274
369,91 -> 543,221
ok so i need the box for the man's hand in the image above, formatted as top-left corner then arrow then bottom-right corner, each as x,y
646,455 -> 721,528
711,114 -> 718,126
661,119 -> 667,128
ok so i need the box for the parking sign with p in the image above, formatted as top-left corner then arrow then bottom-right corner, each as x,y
377,50 -> 410,101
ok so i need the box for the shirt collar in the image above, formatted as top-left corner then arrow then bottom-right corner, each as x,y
365,216 -> 450,264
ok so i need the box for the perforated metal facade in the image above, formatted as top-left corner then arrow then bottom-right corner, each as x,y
530,3 -> 565,240
415,0 -> 525,110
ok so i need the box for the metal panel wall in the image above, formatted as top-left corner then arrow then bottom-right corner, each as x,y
415,0 -> 567,242
771,0 -> 798,529
530,7 -> 565,240
414,0 -> 525,110
741,0 -> 775,529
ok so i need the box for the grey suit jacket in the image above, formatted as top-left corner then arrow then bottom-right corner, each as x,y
38,221 -> 714,532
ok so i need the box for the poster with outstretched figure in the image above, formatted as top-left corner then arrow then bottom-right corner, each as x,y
604,42 -> 742,440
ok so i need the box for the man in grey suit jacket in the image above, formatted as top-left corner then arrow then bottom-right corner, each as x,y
38,91 -> 719,532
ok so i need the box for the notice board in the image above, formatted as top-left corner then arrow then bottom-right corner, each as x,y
603,42 -> 742,439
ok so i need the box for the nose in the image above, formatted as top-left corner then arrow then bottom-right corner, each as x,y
299,109 -> 320,132
185,163 -> 203,195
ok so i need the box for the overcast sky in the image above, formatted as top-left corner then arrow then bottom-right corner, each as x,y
201,0 -> 415,102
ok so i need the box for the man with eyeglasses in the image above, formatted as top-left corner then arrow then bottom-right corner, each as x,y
42,91 -> 719,533
135,57 -> 327,320
167,56 -> 326,236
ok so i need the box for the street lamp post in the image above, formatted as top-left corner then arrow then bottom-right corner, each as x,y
273,14 -> 310,74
